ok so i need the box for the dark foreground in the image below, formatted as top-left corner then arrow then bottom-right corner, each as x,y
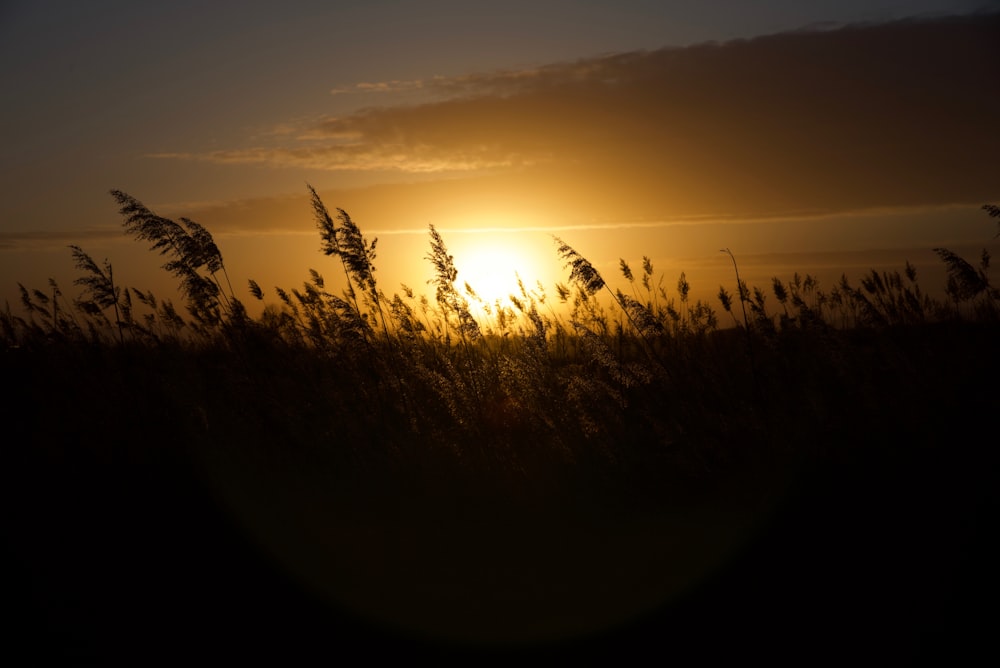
3,425 -> 997,664
2,325 -> 998,664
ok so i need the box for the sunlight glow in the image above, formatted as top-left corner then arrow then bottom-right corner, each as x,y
448,232 -> 551,312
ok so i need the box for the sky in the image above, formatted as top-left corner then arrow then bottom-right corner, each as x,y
2,0 -> 999,317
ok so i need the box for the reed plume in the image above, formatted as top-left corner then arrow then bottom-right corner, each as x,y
69,244 -> 124,344
110,189 -> 239,326
426,224 -> 481,343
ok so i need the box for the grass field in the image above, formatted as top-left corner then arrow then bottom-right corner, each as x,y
2,191 -> 998,661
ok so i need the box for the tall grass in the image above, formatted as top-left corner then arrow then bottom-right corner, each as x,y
4,188 -> 997,485
5,188 -> 999,661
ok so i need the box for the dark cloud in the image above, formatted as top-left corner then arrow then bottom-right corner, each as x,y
0,226 -> 123,251
160,13 -> 1000,218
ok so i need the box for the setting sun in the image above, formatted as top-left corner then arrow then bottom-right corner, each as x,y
447,231 -> 555,311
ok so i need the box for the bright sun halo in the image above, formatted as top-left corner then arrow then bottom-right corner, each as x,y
452,236 -> 542,309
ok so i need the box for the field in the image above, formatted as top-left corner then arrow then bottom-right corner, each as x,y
2,191 -> 999,662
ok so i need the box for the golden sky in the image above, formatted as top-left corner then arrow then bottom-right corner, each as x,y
2,3 -> 998,315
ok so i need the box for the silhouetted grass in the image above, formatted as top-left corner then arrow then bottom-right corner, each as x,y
2,190 -> 998,661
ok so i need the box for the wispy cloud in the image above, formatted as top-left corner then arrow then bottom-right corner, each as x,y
0,226 -> 124,251
361,202 -> 987,236
328,66 -> 567,98
149,143 -> 538,173
330,78 -> 428,95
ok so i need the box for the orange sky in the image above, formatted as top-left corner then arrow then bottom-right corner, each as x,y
2,6 -> 999,319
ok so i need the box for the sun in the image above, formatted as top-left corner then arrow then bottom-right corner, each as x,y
448,232 -> 553,312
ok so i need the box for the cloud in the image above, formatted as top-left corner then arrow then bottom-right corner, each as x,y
0,226 -> 124,251
330,78 -> 428,95
149,143 -> 536,173
327,67 -> 554,98
154,13 -> 1000,217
